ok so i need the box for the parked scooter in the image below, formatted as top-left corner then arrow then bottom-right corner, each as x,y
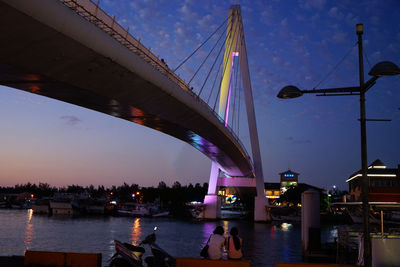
108,227 -> 176,267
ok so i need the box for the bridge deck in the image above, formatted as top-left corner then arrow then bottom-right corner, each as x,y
0,0 -> 254,177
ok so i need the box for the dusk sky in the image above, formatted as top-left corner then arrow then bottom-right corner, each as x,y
1,0 -> 399,191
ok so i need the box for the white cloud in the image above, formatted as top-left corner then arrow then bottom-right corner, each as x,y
345,13 -> 357,25
299,0 -> 327,10
332,31 -> 348,43
388,43 -> 400,53
328,7 -> 344,20
281,18 -> 288,27
371,51 -> 382,61
296,15 -> 305,21
370,16 -> 380,25
198,14 -> 213,29
260,6 -> 275,25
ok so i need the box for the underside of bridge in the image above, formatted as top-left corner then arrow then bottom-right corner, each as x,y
0,0 -> 253,178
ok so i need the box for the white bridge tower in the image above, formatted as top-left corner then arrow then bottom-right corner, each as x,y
203,5 -> 268,221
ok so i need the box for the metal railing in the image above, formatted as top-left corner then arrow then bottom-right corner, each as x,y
59,0 -> 252,170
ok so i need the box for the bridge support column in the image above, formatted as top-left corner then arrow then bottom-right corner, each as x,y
203,162 -> 221,219
254,196 -> 270,222
203,195 -> 221,219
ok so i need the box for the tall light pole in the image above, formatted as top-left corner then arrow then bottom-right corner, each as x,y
277,24 -> 400,267
356,23 -> 371,267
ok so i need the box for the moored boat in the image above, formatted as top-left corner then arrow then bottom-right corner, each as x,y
117,202 -> 167,217
220,204 -> 248,220
32,199 -> 50,214
269,206 -> 301,222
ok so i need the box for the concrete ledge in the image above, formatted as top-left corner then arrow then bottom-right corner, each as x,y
24,250 -> 101,267
176,257 -> 251,267
276,263 -> 357,267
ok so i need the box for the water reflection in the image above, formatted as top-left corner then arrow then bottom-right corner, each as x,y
24,209 -> 34,251
223,220 -> 229,235
330,228 -> 338,239
202,221 -> 216,239
269,225 -> 275,239
281,223 -> 292,231
1,210 -> 324,266
130,218 -> 142,244
27,208 -> 33,222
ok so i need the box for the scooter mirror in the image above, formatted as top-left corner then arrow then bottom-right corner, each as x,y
142,233 -> 156,244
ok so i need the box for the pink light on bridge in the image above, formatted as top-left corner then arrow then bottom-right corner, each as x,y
224,51 -> 239,127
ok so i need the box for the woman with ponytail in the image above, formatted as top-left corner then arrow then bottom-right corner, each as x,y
226,227 -> 243,260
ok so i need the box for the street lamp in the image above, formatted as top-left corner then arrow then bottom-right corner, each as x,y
277,24 -> 400,267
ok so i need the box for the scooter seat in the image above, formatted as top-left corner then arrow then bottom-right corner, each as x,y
123,243 -> 145,253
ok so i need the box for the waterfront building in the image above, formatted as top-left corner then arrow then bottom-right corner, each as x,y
264,183 -> 280,199
217,169 -> 323,205
279,170 -> 299,193
264,169 -> 323,202
346,159 -> 400,202
263,169 -> 300,200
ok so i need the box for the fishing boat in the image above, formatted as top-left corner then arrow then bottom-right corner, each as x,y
117,202 -> 168,217
220,204 -> 248,220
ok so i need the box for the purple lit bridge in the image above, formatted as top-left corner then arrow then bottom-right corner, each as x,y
0,0 -> 268,220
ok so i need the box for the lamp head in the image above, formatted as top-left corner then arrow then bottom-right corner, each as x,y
356,24 -> 363,35
368,61 -> 400,77
277,85 -> 303,99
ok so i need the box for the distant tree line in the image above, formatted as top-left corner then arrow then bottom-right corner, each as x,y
0,181 -> 208,217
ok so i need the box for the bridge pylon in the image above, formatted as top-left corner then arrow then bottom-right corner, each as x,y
203,5 -> 269,221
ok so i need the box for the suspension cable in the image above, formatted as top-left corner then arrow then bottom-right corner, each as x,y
198,27 -> 229,98
213,77 -> 221,111
234,19 -> 244,135
206,55 -> 224,105
230,57 -> 237,128
224,19 -> 241,125
237,72 -> 242,136
230,52 -> 238,127
232,22 -> 242,129
215,16 -> 240,117
173,18 -> 228,72
189,21 -> 227,88
236,24 -> 245,136
363,50 -> 372,69
212,14 -> 238,112
231,54 -> 240,129
313,42 -> 357,89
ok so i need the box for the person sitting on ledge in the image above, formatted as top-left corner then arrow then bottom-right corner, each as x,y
208,226 -> 225,260
226,227 -> 243,260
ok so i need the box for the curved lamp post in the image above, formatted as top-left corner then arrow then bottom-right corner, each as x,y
277,24 -> 400,267
277,61 -> 399,99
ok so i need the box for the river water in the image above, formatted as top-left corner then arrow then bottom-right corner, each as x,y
0,209 -> 339,266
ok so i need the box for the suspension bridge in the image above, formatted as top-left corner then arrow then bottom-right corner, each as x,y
0,0 -> 268,220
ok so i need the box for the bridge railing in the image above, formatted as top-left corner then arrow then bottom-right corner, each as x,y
60,0 -> 189,92
59,0 -> 252,168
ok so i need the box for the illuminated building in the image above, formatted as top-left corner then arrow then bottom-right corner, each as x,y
346,159 -> 400,202
263,169 -> 299,200
264,170 -> 323,203
264,183 -> 280,199
280,170 -> 299,193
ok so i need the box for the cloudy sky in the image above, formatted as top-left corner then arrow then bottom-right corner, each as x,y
1,0 -> 399,191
